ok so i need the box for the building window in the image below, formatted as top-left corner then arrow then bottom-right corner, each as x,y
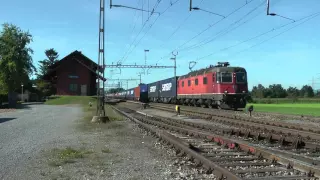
182,81 -> 184,87
188,80 -> 191,86
69,84 -> 78,92
195,79 -> 198,85
203,77 -> 207,84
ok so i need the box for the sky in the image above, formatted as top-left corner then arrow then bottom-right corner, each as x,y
1,0 -> 320,90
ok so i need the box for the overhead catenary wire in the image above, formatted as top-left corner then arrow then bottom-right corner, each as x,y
196,22 -> 295,61
178,0 -> 265,54
117,0 -> 142,65
121,0 -> 182,63
228,11 -> 320,58
153,0 -> 205,65
118,0 -> 163,64
158,0 -> 256,61
195,10 -> 320,62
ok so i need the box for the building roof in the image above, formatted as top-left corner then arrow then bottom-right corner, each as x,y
44,50 -> 106,81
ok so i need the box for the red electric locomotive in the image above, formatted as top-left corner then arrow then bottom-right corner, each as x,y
177,62 -> 248,110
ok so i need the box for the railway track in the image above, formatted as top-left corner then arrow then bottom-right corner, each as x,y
143,103 -> 320,151
113,105 -> 320,180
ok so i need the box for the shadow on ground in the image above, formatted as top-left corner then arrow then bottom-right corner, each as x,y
0,102 -> 43,110
0,118 -> 16,123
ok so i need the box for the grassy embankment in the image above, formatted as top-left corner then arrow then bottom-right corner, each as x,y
45,96 -> 123,122
247,98 -> 320,117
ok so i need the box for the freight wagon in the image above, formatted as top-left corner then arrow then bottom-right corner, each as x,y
134,84 -> 148,103
106,62 -> 248,110
147,77 -> 178,104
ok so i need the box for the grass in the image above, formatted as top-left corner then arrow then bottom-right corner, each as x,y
101,147 -> 111,153
246,103 -> 320,117
44,96 -> 95,105
45,95 -> 124,122
48,147 -> 93,167
251,98 -> 320,104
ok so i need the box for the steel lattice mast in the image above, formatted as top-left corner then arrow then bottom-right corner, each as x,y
96,0 -> 106,116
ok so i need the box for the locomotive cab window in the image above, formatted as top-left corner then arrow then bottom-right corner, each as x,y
195,79 -> 198,85
182,81 -> 184,87
188,80 -> 191,86
203,77 -> 207,84
217,72 -> 233,83
236,72 -> 247,83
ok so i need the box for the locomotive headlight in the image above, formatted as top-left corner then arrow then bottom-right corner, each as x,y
242,91 -> 246,93
224,90 -> 228,94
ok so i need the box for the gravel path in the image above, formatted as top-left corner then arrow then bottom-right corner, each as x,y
0,104 -> 212,180
0,104 -> 82,179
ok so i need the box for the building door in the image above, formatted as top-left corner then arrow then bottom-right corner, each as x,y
81,85 -> 87,96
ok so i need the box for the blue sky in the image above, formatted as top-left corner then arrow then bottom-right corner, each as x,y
1,0 -> 319,90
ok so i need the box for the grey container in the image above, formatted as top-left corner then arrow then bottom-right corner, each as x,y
158,77 -> 178,103
147,81 -> 160,102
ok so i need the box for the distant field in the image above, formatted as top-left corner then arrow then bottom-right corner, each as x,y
251,98 -> 320,104
246,103 -> 320,117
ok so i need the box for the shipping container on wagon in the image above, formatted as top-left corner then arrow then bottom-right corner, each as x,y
134,86 -> 140,100
126,88 -> 135,100
140,84 -> 148,93
139,84 -> 148,103
158,77 -> 179,103
147,81 -> 160,102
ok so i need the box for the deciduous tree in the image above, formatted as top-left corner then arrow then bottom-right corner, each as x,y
0,23 -> 36,93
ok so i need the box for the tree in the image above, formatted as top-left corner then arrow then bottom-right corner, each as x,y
107,88 -> 125,94
268,84 -> 287,98
300,85 -> 314,98
37,48 -> 59,79
35,48 -> 59,96
287,86 -> 300,98
0,23 -> 36,94
251,84 -> 265,98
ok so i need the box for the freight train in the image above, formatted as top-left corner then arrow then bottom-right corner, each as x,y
107,62 -> 248,110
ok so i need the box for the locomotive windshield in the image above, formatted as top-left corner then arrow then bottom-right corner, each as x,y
236,72 -> 247,83
217,72 -> 233,83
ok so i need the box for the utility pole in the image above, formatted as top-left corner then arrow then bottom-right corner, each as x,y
267,0 -> 270,15
170,51 -> 178,104
137,73 -> 142,84
92,0 -> 108,123
144,49 -> 149,74
170,51 -> 178,79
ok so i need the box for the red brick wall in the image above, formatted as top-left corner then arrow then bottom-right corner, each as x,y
56,58 -> 92,96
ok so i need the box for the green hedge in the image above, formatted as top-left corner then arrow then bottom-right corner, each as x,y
0,94 -> 7,104
251,98 -> 320,104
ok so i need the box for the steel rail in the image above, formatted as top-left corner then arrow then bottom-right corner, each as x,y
117,106 -> 319,178
112,106 -> 243,180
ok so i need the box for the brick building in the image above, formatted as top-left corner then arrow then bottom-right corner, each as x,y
44,50 -> 106,96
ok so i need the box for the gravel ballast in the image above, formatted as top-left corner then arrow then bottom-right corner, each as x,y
0,104 -> 215,179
